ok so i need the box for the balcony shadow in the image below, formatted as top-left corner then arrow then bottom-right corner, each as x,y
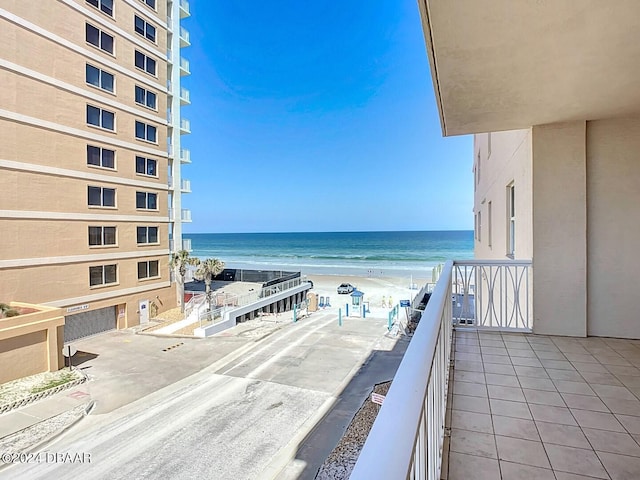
285,333 -> 411,479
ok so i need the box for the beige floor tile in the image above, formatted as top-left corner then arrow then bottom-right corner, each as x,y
518,376 -> 557,391
572,362 -> 610,374
455,359 -> 484,373
535,350 -> 565,360
492,415 -> 540,441
515,366 -> 549,378
451,410 -> 494,434
554,343 -> 590,355
484,363 -> 517,375
502,334 -> 529,344
447,452 -> 501,480
529,404 -> 577,426
511,356 -> 544,367
483,354 -> 513,365
507,348 -> 538,358
554,472 -> 609,480
615,414 -> 640,434
616,375 -> 640,389
571,409 -> 625,432
499,461 -> 555,480
536,421 -> 590,448
456,344 -> 481,354
523,388 -> 566,407
597,451 -> 640,480
601,397 -> 640,416
480,339 -> 505,348
590,384 -> 637,401
580,372 -> 624,386
553,380 -> 596,396
605,365 -> 640,377
561,393 -> 609,412
488,384 -> 526,402
495,435 -> 550,468
583,428 -> 640,457
541,359 -> 576,371
595,355 -> 632,367
452,394 -> 491,414
453,381 -> 488,398
450,428 -> 497,459
545,444 -> 609,478
482,346 -> 509,356
455,352 -> 483,362
564,353 -> 599,363
489,398 -> 532,419
485,373 -> 521,387
455,370 -> 487,384
547,368 -> 585,382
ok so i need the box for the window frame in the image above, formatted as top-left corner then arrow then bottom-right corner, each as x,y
135,156 -> 158,177
134,15 -> 157,43
137,260 -> 160,280
135,120 -> 157,143
136,226 -> 159,245
87,104 -> 115,131
86,23 -> 114,55
507,183 -> 516,257
86,0 -> 114,17
86,64 -> 115,93
134,85 -> 157,110
134,50 -> 157,76
136,191 -> 158,210
89,264 -> 118,287
88,186 -> 116,208
139,0 -> 156,11
88,226 -> 117,247
87,145 -> 116,170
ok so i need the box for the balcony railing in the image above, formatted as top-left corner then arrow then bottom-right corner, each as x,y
181,179 -> 191,192
351,259 -> 532,480
180,87 -> 190,105
180,27 -> 190,47
168,176 -> 174,189
167,144 -> 174,157
182,238 -> 192,252
180,57 -> 190,76
181,209 -> 192,222
179,0 -> 190,18
180,118 -> 191,134
180,148 -> 191,164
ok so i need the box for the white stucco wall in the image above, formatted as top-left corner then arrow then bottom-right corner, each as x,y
531,122 -> 587,337
586,117 -> 640,338
473,130 -> 533,260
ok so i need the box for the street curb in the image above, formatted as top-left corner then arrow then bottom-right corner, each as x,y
0,374 -> 87,416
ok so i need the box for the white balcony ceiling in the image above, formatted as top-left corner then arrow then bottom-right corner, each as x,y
419,0 -> 640,136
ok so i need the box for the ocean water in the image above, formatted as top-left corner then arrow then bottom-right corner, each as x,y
189,231 -> 474,278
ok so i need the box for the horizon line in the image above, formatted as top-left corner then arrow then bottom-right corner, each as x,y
183,229 -> 474,235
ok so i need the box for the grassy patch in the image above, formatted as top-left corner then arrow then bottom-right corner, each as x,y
29,372 -> 78,394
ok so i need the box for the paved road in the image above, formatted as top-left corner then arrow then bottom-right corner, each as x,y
3,312 -> 406,479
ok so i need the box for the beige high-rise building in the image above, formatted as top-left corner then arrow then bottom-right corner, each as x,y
0,0 -> 192,348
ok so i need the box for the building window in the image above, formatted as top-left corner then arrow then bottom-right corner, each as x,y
89,226 -> 116,246
138,260 -> 159,279
140,0 -> 156,9
136,156 -> 157,176
88,186 -> 116,207
86,0 -> 113,16
488,201 -> 493,249
135,121 -> 157,143
135,86 -> 157,110
136,191 -> 157,210
134,16 -> 156,43
507,183 -> 516,257
137,226 -> 159,244
86,64 -> 114,92
135,50 -> 156,76
89,264 -> 117,286
86,23 -> 114,54
87,105 -> 115,131
87,145 -> 115,169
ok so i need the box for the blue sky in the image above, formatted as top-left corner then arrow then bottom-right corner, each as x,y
180,1 -> 472,234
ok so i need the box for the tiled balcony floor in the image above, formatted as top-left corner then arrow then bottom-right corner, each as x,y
443,329 -> 640,480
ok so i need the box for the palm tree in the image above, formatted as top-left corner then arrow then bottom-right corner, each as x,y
170,250 -> 200,313
194,258 -> 225,312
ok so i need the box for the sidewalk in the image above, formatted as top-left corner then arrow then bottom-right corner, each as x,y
0,383 -> 92,448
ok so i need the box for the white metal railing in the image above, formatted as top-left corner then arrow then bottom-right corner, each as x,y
452,260 -> 532,331
180,57 -> 190,74
180,118 -> 191,133
181,209 -> 192,222
180,0 -> 190,17
180,148 -> 191,163
168,176 -> 174,188
180,26 -> 190,45
351,261 -> 453,480
181,179 -> 191,192
167,144 -> 174,157
184,293 -> 205,319
182,238 -> 192,251
168,208 -> 174,221
180,87 -> 190,103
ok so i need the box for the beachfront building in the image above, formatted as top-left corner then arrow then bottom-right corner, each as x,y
423,1 -> 640,339
0,0 -> 192,377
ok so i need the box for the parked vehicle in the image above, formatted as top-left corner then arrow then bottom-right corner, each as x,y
337,283 -> 355,294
